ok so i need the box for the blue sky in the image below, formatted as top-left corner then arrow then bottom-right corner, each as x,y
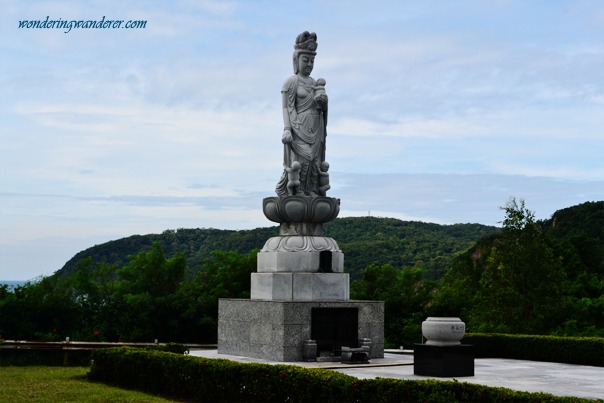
1,0 -> 603,281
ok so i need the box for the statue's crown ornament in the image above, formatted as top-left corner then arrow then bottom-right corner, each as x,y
294,31 -> 318,52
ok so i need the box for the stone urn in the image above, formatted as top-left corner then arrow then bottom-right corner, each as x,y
421,317 -> 465,346
302,340 -> 317,361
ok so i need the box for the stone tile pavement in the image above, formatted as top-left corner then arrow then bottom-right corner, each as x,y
189,349 -> 604,400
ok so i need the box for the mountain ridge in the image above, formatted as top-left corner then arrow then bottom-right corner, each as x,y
55,217 -> 499,280
54,201 -> 603,280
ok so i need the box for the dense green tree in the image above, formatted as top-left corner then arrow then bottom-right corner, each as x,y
550,233 -> 604,336
108,242 -> 186,341
544,202 -> 604,336
470,199 -> 564,333
429,234 -> 499,323
169,249 -> 257,342
64,258 -> 121,337
198,249 -> 256,299
0,276 -> 79,341
432,198 -> 603,336
0,244 -> 258,343
352,264 -> 436,347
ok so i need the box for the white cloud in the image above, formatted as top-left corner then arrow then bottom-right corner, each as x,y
334,173 -> 604,225
330,116 -> 486,139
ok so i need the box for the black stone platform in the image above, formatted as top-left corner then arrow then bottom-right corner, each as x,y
413,344 -> 474,377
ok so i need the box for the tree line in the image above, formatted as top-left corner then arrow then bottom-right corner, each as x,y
1,200 -> 602,346
0,246 -> 255,343
56,218 -> 501,281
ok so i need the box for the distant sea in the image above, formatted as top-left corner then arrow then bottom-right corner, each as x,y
1,280 -> 27,290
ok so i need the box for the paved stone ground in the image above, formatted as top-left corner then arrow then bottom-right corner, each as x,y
189,350 -> 604,400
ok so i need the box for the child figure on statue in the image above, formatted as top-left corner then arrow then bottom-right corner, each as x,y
287,161 -> 301,196
318,161 -> 330,196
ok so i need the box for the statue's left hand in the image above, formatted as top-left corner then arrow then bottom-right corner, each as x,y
315,94 -> 328,108
282,129 -> 293,144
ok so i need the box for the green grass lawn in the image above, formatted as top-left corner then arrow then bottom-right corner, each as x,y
0,366 -> 175,402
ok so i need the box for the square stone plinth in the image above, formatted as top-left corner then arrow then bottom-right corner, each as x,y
251,272 -> 349,301
218,299 -> 384,362
257,250 -> 344,273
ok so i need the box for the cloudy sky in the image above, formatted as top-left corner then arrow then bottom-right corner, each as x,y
1,0 -> 603,281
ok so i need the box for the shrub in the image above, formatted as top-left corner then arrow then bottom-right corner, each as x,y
89,347 -> 590,402
0,349 -> 92,366
145,342 -> 189,355
463,333 -> 604,367
0,342 -> 187,367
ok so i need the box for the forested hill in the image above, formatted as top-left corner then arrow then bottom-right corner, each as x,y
56,217 -> 500,280
324,218 -> 499,278
56,226 -> 279,279
544,201 -> 604,246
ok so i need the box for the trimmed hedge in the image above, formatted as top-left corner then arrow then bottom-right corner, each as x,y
88,347 -> 591,402
0,348 -> 92,366
145,342 -> 189,355
463,334 -> 604,367
0,342 -> 188,367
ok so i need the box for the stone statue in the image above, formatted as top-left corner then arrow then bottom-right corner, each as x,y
220,31 -> 385,366
275,31 -> 329,197
262,31 -> 340,231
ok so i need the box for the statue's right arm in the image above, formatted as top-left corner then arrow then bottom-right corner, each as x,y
282,91 -> 293,143
282,91 -> 292,130
281,76 -> 297,143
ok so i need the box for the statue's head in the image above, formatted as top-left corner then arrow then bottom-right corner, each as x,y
293,31 -> 317,74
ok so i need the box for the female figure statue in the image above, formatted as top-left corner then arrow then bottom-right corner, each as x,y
275,31 -> 328,197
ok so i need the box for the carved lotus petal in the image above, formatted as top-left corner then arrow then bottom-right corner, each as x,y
262,196 -> 340,224
260,236 -> 341,253
310,198 -> 339,222
283,198 -> 306,222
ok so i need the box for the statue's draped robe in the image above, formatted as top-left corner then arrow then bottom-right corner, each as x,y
276,75 -> 327,196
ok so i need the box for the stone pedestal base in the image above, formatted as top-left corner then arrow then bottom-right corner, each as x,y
251,272 -> 349,301
257,236 -> 344,273
218,299 -> 384,362
413,344 -> 474,377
